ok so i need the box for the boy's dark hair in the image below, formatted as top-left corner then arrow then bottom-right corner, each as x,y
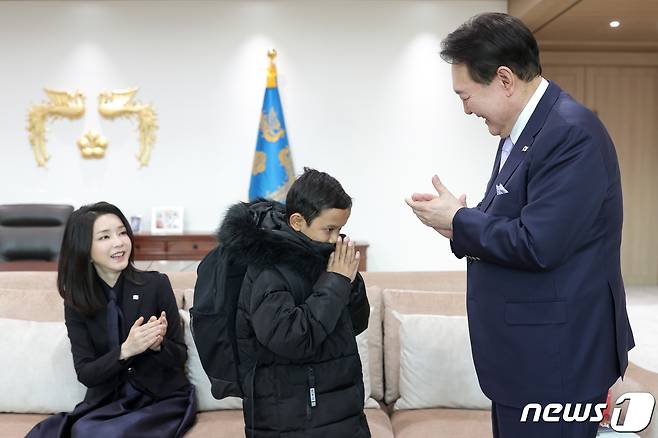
440,12 -> 541,85
285,168 -> 352,224
57,201 -> 141,317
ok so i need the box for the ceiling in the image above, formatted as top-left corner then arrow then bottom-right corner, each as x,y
509,0 -> 658,52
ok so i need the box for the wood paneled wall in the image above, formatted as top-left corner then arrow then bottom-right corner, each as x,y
542,52 -> 658,285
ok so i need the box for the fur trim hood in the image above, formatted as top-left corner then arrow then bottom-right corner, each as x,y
217,199 -> 334,275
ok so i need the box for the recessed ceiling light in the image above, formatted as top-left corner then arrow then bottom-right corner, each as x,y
609,20 -> 621,28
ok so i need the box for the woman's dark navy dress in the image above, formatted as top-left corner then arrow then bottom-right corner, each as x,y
26,274 -> 196,438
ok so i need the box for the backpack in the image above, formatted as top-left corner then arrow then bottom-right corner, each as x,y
190,245 -> 247,399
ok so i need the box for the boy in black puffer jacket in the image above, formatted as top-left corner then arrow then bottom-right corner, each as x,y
218,168 -> 371,438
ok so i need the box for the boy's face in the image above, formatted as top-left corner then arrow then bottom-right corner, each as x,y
289,208 -> 351,244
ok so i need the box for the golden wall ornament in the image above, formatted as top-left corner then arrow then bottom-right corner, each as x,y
27,89 -> 86,166
77,130 -> 108,159
98,88 -> 158,167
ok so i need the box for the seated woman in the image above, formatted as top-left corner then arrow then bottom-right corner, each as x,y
27,201 -> 196,438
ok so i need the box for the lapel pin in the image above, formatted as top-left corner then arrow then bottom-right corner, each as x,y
132,294 -> 139,300
521,145 -> 529,152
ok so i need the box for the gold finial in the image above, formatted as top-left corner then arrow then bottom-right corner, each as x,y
266,49 -> 277,88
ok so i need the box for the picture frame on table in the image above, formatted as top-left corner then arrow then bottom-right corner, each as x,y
151,206 -> 184,234
129,215 -> 142,233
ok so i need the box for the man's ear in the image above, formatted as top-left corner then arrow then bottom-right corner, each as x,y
496,66 -> 515,96
288,212 -> 306,231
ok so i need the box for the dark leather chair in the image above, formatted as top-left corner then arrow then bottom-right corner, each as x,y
0,204 -> 73,262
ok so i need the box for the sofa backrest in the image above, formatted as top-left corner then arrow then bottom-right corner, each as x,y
361,271 -> 466,292
0,271 -> 58,290
0,271 -> 188,323
382,288 -> 467,404
0,272 -> 61,321
167,271 -> 197,291
0,287 -> 65,321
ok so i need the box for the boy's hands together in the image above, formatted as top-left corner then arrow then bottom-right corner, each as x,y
327,236 -> 360,282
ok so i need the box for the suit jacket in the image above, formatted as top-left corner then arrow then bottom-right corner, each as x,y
451,81 -> 635,408
64,270 -> 189,404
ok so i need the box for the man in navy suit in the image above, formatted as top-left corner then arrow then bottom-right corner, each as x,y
406,12 -> 634,438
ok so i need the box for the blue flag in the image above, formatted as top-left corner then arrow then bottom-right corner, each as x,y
249,50 -> 294,202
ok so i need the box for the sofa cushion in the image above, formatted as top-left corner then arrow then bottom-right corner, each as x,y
382,289 -> 466,404
394,313 -> 490,410
390,408 -> 492,438
169,288 -> 186,310
357,326 -> 380,409
364,286 -> 383,402
184,409 -> 246,438
365,408 -> 395,438
183,288 -> 195,311
0,318 -> 86,413
179,310 -> 243,411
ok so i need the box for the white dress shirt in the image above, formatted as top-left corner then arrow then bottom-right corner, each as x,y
499,77 -> 549,171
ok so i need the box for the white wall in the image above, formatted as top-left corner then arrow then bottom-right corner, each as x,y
0,0 -> 506,271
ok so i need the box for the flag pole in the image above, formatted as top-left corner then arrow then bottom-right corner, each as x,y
248,49 -> 295,202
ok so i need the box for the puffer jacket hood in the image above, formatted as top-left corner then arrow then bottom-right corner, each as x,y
217,199 -> 334,278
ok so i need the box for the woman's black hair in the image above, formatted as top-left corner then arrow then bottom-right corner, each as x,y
285,168 -> 352,224
440,12 -> 542,84
57,201 -> 141,316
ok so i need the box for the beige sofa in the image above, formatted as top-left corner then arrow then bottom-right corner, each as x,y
1,271 -> 656,438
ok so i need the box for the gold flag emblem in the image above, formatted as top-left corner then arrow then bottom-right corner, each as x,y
259,107 -> 285,142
